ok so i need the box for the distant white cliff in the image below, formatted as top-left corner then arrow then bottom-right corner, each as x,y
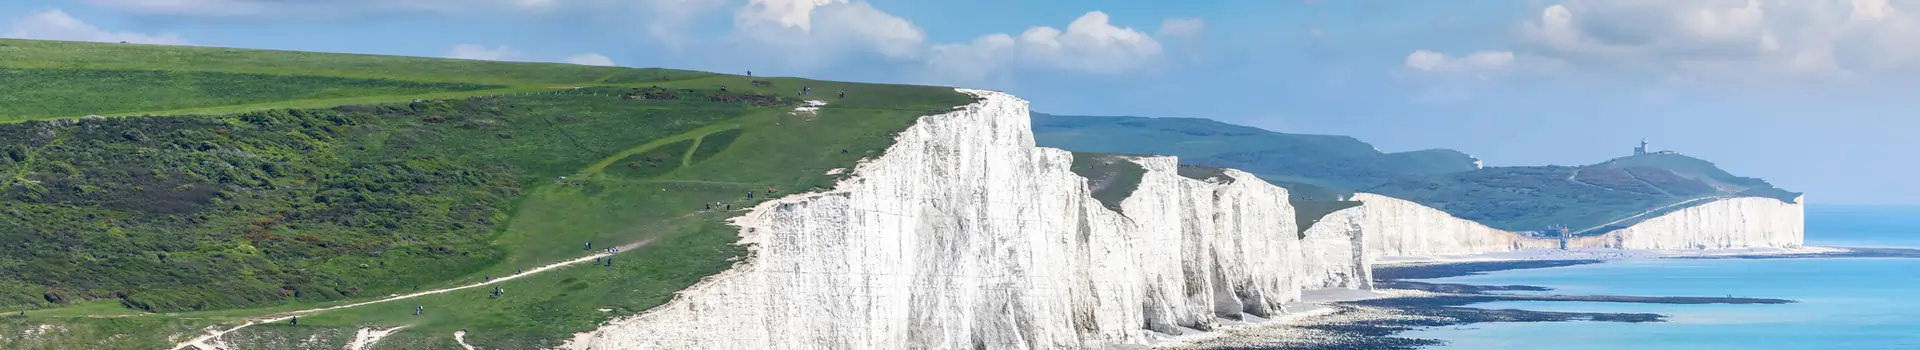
560,89 -> 1369,349
1568,195 -> 1806,250
1354,192 -> 1806,258
1351,193 -> 1558,258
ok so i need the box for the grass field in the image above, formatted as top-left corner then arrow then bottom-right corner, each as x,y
0,39 -> 977,349
0,39 -> 721,123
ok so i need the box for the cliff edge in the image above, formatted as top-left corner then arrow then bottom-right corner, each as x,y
559,89 -> 1370,349
1356,192 -> 1806,258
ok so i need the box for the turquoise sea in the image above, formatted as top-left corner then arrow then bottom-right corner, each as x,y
1401,205 -> 1920,349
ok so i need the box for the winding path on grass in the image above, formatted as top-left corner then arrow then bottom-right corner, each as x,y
169,107 -> 781,349
580,117 -> 751,174
167,110 -> 764,348
170,238 -> 657,350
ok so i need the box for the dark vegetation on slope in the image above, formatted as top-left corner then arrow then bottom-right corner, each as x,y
1269,178 -> 1354,202
1294,200 -> 1363,237
1175,164 -> 1233,184
0,68 -> 499,120
1030,113 -> 1799,233
1168,164 -> 1362,235
690,128 -> 743,162
1,38 -> 983,349
1032,113 -> 1480,192
0,87 -> 752,311
1070,152 -> 1148,213
1364,154 -> 1802,233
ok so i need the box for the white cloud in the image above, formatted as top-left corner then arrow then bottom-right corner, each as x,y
442,45 -> 620,67
564,53 -> 615,66
1404,50 -> 1515,72
1157,17 -> 1205,38
87,0 -> 1189,84
3,9 -> 190,45
1496,0 -> 1920,80
928,11 -> 1166,82
444,44 -> 521,61
733,0 -> 927,61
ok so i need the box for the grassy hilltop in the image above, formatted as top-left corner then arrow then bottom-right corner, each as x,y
0,39 -> 975,349
1033,112 -> 1482,197
1031,113 -> 1799,234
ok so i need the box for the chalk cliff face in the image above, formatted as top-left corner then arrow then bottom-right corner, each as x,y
1300,206 -> 1371,289
1355,192 -> 1807,258
560,89 -> 1368,350
1351,193 -> 1558,258
1568,195 -> 1806,250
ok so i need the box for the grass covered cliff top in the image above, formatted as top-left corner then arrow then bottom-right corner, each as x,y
0,39 -> 977,349
1030,113 -> 1799,234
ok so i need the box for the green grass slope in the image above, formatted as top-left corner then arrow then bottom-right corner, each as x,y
1070,152 -> 1148,213
0,39 -> 714,122
0,39 -> 977,349
1031,113 -> 1480,193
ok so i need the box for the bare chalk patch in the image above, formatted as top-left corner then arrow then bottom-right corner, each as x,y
347,326 -> 405,350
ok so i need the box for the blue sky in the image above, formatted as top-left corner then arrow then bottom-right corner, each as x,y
2,0 -> 1916,204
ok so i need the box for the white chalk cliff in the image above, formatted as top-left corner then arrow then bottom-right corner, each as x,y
560,89 -> 1370,350
555,88 -> 1804,350
1351,193 -> 1559,258
1567,195 -> 1806,250
1353,192 -> 1806,258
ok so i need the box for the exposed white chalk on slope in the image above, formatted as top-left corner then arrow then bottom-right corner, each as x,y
346,327 -> 404,350
559,89 -> 1369,349
454,331 -> 477,350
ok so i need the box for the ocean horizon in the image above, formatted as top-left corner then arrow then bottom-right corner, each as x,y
1396,204 -> 1920,349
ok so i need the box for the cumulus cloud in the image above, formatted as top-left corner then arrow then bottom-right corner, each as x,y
1498,0 -> 1920,79
733,0 -> 927,60
88,0 -> 1188,84
564,53 -> 616,66
444,44 -> 521,61
3,9 -> 190,45
1404,50 -> 1515,72
1157,17 -> 1205,38
441,44 -> 620,67
927,11 -> 1166,82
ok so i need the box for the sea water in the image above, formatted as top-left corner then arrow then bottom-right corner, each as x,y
1400,205 -> 1920,350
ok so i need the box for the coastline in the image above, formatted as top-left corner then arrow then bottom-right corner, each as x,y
1157,246 -> 1920,350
